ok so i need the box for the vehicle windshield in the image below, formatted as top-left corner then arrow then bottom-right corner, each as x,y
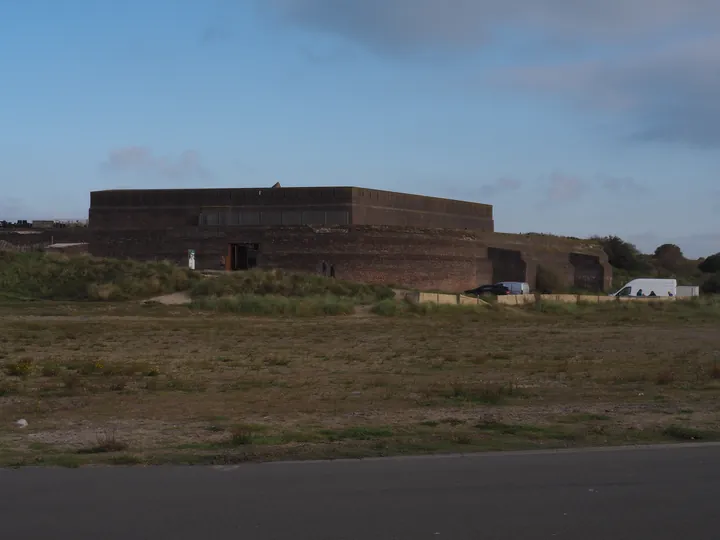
614,286 -> 632,297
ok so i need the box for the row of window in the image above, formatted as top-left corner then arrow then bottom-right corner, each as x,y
92,189 -> 350,208
356,190 -> 493,217
199,210 -> 350,227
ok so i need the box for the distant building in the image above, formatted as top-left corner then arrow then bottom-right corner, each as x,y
88,186 -> 611,291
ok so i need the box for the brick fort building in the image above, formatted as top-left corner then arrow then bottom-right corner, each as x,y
88,185 -> 611,292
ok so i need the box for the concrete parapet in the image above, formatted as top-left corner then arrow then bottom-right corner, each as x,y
401,292 -> 676,307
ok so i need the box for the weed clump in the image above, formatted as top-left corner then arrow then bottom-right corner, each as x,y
4,358 -> 34,377
77,429 -> 129,454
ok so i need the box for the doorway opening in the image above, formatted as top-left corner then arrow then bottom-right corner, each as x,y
227,243 -> 259,271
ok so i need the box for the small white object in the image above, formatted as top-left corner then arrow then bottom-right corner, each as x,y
14,419 -> 28,428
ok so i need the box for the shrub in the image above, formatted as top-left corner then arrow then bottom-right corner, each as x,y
190,294 -> 356,316
653,244 -> 685,272
535,265 -> 562,293
190,269 -> 394,302
371,299 -> 399,316
594,235 -> 650,273
699,254 -> 720,274
701,273 -> 720,294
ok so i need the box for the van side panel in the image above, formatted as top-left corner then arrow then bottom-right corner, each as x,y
614,278 -> 676,297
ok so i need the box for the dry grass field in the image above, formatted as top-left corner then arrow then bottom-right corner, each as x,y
2,300 -> 719,467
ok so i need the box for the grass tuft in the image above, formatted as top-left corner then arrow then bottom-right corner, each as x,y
4,358 -> 34,377
662,425 -> 718,441
77,429 -> 129,454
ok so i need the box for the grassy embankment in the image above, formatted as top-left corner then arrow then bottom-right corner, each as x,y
0,251 -> 198,301
0,251 -> 395,314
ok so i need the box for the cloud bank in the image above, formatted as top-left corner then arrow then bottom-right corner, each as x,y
264,0 -> 719,51
263,1 -> 720,147
100,147 -> 212,183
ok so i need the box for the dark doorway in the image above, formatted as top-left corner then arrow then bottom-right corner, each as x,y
228,243 -> 259,271
487,248 -> 527,283
569,253 -> 604,291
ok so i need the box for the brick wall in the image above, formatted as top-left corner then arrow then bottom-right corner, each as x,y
90,186 -> 495,233
351,187 -> 494,231
0,228 -> 90,247
89,225 -> 611,292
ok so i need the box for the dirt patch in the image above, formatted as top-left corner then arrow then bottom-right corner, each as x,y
144,292 -> 192,305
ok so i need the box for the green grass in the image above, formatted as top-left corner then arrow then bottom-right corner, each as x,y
661,425 -> 720,441
190,269 -> 394,302
190,294 -> 357,316
371,297 -> 493,317
0,251 -> 198,301
526,297 -> 720,321
2,283 -> 720,467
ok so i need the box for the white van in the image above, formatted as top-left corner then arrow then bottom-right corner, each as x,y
676,285 -> 700,297
496,281 -> 531,295
611,278 -> 676,298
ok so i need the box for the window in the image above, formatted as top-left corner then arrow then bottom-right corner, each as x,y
228,211 -> 241,226
208,212 -> 220,226
241,211 -> 260,226
616,286 -> 631,297
261,211 -> 282,226
303,211 -> 325,225
325,211 -> 349,225
282,211 -> 302,225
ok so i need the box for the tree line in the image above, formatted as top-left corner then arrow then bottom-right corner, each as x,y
593,236 -> 720,294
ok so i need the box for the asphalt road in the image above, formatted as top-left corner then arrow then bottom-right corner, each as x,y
2,443 -> 719,540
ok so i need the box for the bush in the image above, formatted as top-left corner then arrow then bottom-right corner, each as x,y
701,274 -> 720,294
594,235 -> 651,273
372,298 -> 493,318
535,265 -> 562,293
371,299 -> 399,316
653,244 -> 685,272
0,251 -> 199,301
190,269 -> 394,302
699,254 -> 720,274
190,294 -> 356,316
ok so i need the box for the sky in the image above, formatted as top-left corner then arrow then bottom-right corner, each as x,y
1,0 -> 718,257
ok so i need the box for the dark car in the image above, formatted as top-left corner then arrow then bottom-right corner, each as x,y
464,284 -> 509,296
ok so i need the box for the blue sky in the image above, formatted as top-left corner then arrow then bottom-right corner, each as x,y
1,0 -> 718,256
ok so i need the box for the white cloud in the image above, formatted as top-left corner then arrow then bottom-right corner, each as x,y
546,172 -> 585,202
627,232 -> 720,259
263,0 -> 720,52
480,177 -> 522,197
495,36 -> 720,147
262,1 -> 720,147
100,147 -> 212,183
600,176 -> 647,195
